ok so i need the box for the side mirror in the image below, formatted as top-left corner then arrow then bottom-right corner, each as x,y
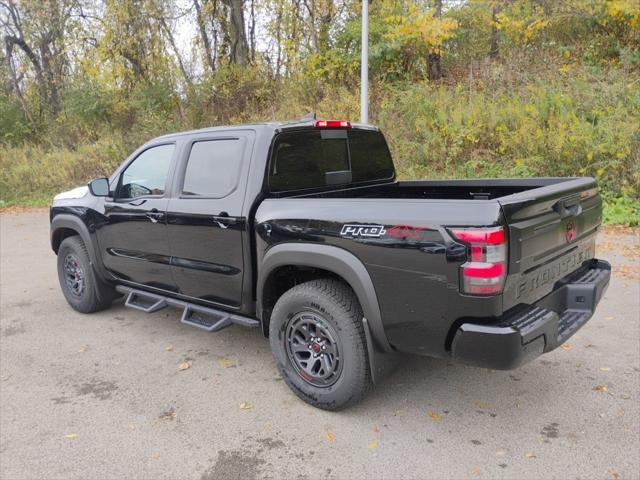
88,177 -> 110,197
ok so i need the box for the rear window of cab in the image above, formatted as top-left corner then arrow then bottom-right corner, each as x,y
268,129 -> 395,192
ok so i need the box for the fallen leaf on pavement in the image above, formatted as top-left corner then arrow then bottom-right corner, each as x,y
605,316 -> 615,321
178,361 -> 191,371
600,367 -> 611,371
64,433 -> 78,439
239,402 -> 253,410
219,358 -> 233,368
608,468 -> 620,479
368,441 -> 377,450
525,452 -> 537,459
614,265 -> 640,281
560,343 -> 572,350
373,425 -> 380,433
324,431 -> 336,443
165,345 -> 174,352
475,401 -> 491,410
593,384 -> 608,392
496,449 -> 507,457
78,346 -> 88,353
159,409 -> 177,420
472,466 -> 481,476
427,410 -> 441,421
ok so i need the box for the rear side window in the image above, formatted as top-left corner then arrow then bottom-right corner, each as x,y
269,129 -> 394,192
119,144 -> 174,199
349,130 -> 395,183
182,139 -> 244,197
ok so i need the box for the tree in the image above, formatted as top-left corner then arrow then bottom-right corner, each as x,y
489,2 -> 499,58
223,0 -> 249,66
427,0 -> 442,80
385,0 -> 458,79
193,0 -> 216,72
1,0 -> 77,118
99,0 -> 173,87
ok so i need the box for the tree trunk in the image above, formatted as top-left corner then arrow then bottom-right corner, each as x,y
224,0 -> 249,66
249,0 -> 255,62
275,3 -> 282,76
4,34 -> 49,113
427,0 -> 443,81
3,37 -> 34,124
159,16 -> 192,85
489,3 -> 499,59
317,1 -> 334,54
193,0 -> 216,72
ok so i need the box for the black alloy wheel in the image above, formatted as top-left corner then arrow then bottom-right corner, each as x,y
269,279 -> 372,410
285,311 -> 343,387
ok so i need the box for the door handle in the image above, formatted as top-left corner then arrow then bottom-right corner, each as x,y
145,209 -> 164,223
212,212 -> 237,229
554,197 -> 582,218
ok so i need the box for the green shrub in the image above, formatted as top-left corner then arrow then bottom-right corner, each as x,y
0,135 -> 129,205
1,61 -> 637,225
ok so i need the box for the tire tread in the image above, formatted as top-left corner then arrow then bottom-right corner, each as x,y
57,235 -> 114,313
270,278 -> 372,410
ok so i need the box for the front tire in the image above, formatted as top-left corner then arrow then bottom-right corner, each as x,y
269,279 -> 372,410
57,236 -> 115,313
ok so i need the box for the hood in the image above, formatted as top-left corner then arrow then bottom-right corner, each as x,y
53,186 -> 89,201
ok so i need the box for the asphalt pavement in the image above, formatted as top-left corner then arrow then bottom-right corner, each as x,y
1,210 -> 638,480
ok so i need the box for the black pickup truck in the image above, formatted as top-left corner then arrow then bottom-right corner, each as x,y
50,118 -> 611,410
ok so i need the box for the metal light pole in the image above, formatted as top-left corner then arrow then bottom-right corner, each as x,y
360,0 -> 369,124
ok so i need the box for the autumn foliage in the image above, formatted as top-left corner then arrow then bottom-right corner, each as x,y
0,0 -> 638,223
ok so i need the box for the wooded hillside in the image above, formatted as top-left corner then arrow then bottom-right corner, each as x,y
1,0 -> 638,223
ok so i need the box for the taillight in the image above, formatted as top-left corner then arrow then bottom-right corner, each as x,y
315,120 -> 351,128
449,226 -> 507,295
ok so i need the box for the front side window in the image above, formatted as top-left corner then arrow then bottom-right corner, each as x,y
119,144 -> 174,199
182,139 -> 244,197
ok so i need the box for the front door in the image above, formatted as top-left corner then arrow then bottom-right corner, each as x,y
166,133 -> 252,307
97,143 -> 177,291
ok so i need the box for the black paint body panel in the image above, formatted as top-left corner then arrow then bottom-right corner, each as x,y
50,121 -> 606,368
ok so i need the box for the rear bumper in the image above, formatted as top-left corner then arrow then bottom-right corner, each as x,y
451,259 -> 611,370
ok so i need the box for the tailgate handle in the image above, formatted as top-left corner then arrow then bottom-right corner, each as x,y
554,197 -> 582,218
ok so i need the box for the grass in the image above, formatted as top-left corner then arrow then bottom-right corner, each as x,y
1,66 -> 637,224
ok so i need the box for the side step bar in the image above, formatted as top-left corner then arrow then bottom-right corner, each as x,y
116,285 -> 259,332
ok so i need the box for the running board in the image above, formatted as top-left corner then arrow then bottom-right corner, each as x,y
116,286 -> 259,332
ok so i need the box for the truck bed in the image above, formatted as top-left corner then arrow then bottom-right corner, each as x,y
256,175 -> 602,357
286,178 -> 581,201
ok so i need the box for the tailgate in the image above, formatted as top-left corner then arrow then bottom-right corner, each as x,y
500,177 -> 602,310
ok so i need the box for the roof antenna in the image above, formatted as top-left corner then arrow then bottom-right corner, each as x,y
301,112 -> 316,121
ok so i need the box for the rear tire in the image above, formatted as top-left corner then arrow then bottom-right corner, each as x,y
269,279 -> 372,410
57,236 -> 115,313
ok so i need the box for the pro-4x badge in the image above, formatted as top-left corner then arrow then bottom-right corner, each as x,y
340,224 -> 386,238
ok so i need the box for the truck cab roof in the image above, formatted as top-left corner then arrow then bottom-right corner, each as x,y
151,119 -> 379,143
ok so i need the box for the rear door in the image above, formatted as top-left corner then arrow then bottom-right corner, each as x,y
98,143 -> 177,291
166,131 -> 254,307
499,177 -> 602,310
